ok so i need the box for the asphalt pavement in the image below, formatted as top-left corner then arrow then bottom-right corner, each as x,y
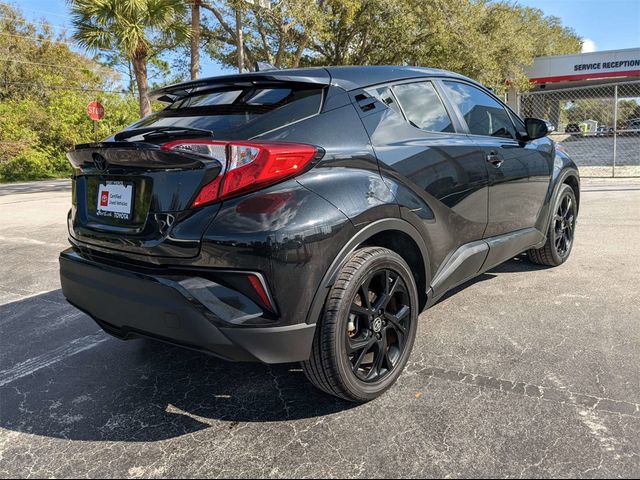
554,135 -> 639,167
0,178 -> 639,478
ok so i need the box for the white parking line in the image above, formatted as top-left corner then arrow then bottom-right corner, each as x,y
0,333 -> 109,387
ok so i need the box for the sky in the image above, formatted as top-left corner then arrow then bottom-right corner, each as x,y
517,0 -> 640,53
5,0 -> 640,82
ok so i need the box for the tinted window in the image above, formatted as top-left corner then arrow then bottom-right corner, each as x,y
365,86 -> 403,116
392,82 -> 454,133
508,107 -> 526,132
442,81 -> 516,138
244,88 -> 292,105
169,90 -> 242,108
127,86 -> 323,138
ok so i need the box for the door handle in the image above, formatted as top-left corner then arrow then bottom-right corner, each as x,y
486,151 -> 503,167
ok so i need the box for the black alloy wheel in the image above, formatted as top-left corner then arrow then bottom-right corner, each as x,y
528,183 -> 578,266
302,247 -> 419,403
346,269 -> 412,383
553,193 -> 576,258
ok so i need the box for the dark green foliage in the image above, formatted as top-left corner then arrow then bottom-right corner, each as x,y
0,4 -> 139,182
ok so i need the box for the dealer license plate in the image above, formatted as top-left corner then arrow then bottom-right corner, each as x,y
96,180 -> 134,221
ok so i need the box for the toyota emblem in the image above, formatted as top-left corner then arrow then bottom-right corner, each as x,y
92,153 -> 108,172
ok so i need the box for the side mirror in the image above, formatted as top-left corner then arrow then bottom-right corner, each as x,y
524,118 -> 549,140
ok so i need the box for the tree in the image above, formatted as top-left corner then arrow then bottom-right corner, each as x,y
562,98 -> 615,126
200,0 -> 581,93
0,4 -> 140,182
0,3 -> 112,100
617,99 -> 640,128
93,50 -> 174,95
201,0 -> 329,71
303,0 -> 582,92
68,0 -> 189,117
191,0 -> 201,79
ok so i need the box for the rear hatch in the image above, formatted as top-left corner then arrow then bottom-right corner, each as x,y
67,75 -> 328,259
68,140 -> 224,258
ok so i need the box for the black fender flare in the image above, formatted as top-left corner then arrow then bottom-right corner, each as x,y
536,166 -> 580,247
305,218 -> 431,324
556,168 -> 580,212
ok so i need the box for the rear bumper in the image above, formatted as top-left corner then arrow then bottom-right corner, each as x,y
59,249 -> 316,363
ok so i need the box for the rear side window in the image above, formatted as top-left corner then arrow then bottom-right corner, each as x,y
129,85 -> 324,137
442,81 -> 517,139
392,82 -> 454,133
365,86 -> 403,116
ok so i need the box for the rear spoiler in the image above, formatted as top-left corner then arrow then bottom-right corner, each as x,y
67,142 -> 220,170
150,69 -> 332,103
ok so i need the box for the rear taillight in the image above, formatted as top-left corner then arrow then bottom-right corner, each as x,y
161,140 -> 318,207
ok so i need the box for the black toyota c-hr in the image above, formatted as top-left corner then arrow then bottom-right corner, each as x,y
60,66 -> 579,402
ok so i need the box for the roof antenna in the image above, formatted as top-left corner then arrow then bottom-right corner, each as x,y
255,61 -> 279,72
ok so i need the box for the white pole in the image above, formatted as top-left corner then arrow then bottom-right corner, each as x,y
613,84 -> 618,178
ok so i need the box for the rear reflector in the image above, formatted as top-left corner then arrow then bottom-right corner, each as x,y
247,274 -> 275,313
161,140 -> 317,207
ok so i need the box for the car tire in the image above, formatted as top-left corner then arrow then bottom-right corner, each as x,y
527,184 -> 577,267
302,246 -> 419,403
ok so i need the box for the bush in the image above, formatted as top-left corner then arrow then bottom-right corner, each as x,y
0,4 -> 143,182
0,146 -> 70,182
0,92 -> 140,182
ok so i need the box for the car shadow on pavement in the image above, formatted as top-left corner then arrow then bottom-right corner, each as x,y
488,254 -> 553,274
0,291 -> 355,442
0,256 -> 544,443
435,254 -> 551,305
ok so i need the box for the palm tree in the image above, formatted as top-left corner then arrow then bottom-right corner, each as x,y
69,0 -> 189,117
191,0 -> 201,80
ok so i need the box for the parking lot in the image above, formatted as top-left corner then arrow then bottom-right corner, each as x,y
555,135 -> 640,167
0,178 -> 639,478
552,135 -> 640,178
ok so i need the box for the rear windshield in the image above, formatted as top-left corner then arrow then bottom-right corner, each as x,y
127,85 -> 324,138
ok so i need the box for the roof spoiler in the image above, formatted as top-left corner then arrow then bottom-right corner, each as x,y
150,68 -> 332,103
255,61 -> 278,72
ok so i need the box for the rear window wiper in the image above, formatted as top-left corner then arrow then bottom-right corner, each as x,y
113,126 -> 214,142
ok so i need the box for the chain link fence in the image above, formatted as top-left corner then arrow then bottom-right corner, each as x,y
519,81 -> 640,177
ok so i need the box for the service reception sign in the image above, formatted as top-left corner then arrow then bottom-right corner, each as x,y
525,47 -> 640,84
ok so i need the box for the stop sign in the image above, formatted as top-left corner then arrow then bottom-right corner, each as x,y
87,101 -> 105,121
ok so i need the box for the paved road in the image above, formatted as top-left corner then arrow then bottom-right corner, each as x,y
1,179 -> 639,478
553,134 -> 640,167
